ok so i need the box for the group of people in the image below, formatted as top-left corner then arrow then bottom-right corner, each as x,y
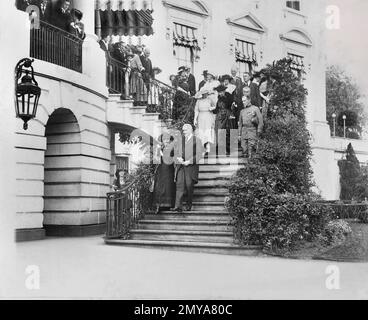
99,37 -> 161,104
170,65 -> 279,158
17,0 -> 86,39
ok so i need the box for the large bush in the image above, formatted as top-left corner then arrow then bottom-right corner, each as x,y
338,143 -> 368,201
227,58 -> 331,251
226,162 -> 331,251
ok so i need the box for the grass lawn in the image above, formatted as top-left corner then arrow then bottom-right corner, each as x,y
314,220 -> 368,262
266,220 -> 368,262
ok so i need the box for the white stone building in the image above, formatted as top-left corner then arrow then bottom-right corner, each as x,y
2,0 -> 367,242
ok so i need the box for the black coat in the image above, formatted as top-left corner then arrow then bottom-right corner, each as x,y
187,73 -> 196,96
140,54 -> 153,81
174,135 -> 203,184
250,82 -> 262,108
34,0 -> 53,22
198,80 -> 206,91
53,8 -> 72,31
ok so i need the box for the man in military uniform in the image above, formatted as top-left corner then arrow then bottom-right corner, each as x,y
238,87 -> 264,158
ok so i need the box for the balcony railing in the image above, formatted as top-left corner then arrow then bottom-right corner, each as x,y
106,55 -> 176,121
106,181 -> 141,239
30,20 -> 83,73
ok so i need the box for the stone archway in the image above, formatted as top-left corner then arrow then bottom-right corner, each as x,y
43,108 -> 82,235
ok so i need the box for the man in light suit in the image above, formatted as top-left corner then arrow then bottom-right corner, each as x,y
172,124 -> 204,212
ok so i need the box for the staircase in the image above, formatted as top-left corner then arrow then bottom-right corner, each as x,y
105,154 -> 262,256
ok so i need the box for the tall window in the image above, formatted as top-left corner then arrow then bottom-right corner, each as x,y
235,39 -> 258,76
286,1 -> 301,11
288,53 -> 304,79
172,23 -> 201,72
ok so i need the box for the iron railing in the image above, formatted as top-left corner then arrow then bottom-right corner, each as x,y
30,20 -> 83,73
106,181 -> 142,239
105,56 -> 176,120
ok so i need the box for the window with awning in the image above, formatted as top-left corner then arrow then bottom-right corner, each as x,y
173,23 -> 200,50
288,53 -> 304,70
235,39 -> 258,66
172,23 -> 201,71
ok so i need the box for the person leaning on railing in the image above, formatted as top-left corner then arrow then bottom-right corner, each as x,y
112,169 -> 128,192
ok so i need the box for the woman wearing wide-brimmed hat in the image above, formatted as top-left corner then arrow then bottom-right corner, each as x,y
193,72 -> 219,154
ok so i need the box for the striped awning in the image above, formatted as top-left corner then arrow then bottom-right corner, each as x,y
172,23 -> 200,51
288,53 -> 304,70
96,0 -> 153,11
235,40 -> 257,65
96,9 -> 154,37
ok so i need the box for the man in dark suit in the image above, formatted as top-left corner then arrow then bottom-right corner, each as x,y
54,0 -> 72,31
172,124 -> 204,212
186,67 -> 196,96
33,0 -> 53,22
99,35 -> 111,53
198,70 -> 208,91
250,72 -> 262,108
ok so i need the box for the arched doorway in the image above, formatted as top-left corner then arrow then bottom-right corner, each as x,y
43,108 -> 82,235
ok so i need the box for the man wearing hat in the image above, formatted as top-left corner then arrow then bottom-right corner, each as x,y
198,70 -> 208,91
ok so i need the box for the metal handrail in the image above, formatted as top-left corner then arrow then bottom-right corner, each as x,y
30,20 -> 83,73
106,179 -> 142,239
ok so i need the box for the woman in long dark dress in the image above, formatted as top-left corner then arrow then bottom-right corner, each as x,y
213,84 -> 234,155
153,133 -> 175,213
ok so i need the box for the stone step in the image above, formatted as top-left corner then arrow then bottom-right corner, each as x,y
105,239 -> 262,256
138,220 -> 232,232
198,157 -> 244,165
194,186 -> 229,193
199,165 -> 241,173
198,172 -> 233,180
193,192 -> 227,202
130,229 -> 234,243
191,202 -> 227,211
145,212 -> 231,221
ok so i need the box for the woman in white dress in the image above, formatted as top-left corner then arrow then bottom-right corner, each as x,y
193,73 -> 220,155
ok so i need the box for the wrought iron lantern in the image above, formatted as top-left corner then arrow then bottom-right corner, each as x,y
15,58 -> 41,130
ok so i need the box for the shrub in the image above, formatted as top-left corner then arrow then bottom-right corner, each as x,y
358,207 -> 368,223
338,143 -> 366,201
320,220 -> 352,246
226,166 -> 331,251
227,58 -> 331,252
126,162 -> 156,215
